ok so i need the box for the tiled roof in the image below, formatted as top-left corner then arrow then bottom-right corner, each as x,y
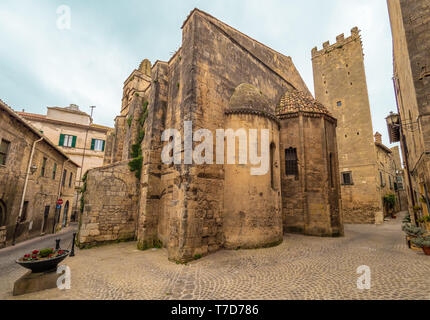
276,89 -> 333,117
48,106 -> 90,117
16,111 -> 47,119
0,99 -> 80,167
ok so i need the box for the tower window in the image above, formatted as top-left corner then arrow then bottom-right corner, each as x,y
341,172 -> 353,185
380,172 -> 386,187
337,101 -> 342,107
41,157 -> 47,177
0,139 -> 10,165
270,143 -> 276,190
285,148 -> 298,178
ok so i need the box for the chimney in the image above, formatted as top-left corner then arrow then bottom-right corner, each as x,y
374,132 -> 382,144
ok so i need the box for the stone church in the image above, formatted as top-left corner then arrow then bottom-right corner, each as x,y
79,9 -> 343,262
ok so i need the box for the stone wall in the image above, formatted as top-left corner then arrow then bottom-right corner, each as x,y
280,114 -> 343,237
78,161 -> 139,247
387,0 -> 430,223
0,226 -> 6,249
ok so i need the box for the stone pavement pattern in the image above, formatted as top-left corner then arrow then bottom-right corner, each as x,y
1,214 -> 429,300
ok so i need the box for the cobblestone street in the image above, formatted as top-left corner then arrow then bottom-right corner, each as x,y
1,213 -> 429,300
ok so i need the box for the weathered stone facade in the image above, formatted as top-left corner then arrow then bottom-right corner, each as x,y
80,9 -> 343,262
18,105 -> 113,221
0,100 -> 79,247
78,161 -> 139,247
387,0 -> 430,225
312,28 -> 385,224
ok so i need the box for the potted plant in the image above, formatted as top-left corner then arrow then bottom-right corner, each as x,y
411,236 -> 430,256
383,194 -> 397,218
413,205 -> 422,213
402,224 -> 425,249
16,248 -> 69,273
424,215 -> 430,231
402,213 -> 411,224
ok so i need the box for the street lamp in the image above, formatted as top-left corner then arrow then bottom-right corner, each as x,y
386,112 -> 401,144
30,165 -> 38,175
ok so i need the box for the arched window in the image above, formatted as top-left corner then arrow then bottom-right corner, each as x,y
285,148 -> 298,178
270,143 -> 276,190
0,200 -> 6,226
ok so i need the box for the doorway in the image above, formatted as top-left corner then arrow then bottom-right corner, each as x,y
62,201 -> 69,228
42,206 -> 50,234
0,200 -> 6,226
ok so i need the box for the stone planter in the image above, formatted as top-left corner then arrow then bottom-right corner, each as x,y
16,251 -> 69,273
423,246 -> 430,256
0,226 -> 6,249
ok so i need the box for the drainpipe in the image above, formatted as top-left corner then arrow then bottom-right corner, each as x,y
12,137 -> 43,245
53,159 -> 70,233
392,76 -> 417,224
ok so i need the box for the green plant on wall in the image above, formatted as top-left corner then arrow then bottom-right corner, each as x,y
127,115 -> 133,128
128,100 -> 149,179
79,171 -> 88,214
383,194 -> 396,210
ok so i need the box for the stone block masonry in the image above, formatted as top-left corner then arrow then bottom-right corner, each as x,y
78,161 -> 140,247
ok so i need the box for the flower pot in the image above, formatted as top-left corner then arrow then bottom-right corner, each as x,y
16,251 -> 70,273
406,236 -> 411,249
422,246 -> 430,256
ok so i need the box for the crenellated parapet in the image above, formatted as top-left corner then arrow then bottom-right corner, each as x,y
311,27 -> 362,59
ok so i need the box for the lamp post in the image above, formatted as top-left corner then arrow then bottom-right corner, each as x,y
73,106 -> 96,222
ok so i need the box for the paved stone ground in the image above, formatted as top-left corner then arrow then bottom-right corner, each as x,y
2,213 -> 430,300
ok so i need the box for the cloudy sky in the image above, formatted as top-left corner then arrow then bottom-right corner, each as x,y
0,0 -> 398,148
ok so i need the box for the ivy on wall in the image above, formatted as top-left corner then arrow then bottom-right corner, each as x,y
128,100 -> 149,179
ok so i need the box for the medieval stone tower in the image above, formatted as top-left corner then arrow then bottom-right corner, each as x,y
312,28 -> 383,224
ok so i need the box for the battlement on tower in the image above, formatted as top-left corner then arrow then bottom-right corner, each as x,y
311,27 -> 362,59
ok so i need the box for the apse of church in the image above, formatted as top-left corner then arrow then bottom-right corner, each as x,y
79,8 -> 343,263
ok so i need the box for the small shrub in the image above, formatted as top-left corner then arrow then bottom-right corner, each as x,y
193,254 -> 202,260
402,223 -> 425,237
383,194 -> 396,210
411,236 -> 430,248
127,115 -> 133,128
403,213 -> 411,224
128,155 -> 143,179
413,205 -> 422,212
39,248 -> 54,258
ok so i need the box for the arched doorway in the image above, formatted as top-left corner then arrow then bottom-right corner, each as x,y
0,200 -> 6,226
62,201 -> 69,228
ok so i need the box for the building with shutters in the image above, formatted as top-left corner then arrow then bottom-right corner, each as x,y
0,99 -> 79,248
17,104 -> 113,219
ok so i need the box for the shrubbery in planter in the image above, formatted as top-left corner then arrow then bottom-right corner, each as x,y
402,224 -> 425,237
20,248 -> 67,262
411,237 -> 430,248
411,236 -> 430,256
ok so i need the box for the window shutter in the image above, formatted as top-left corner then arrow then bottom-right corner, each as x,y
59,134 -> 65,146
72,136 -> 77,148
91,139 -> 95,151
102,140 -> 105,152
